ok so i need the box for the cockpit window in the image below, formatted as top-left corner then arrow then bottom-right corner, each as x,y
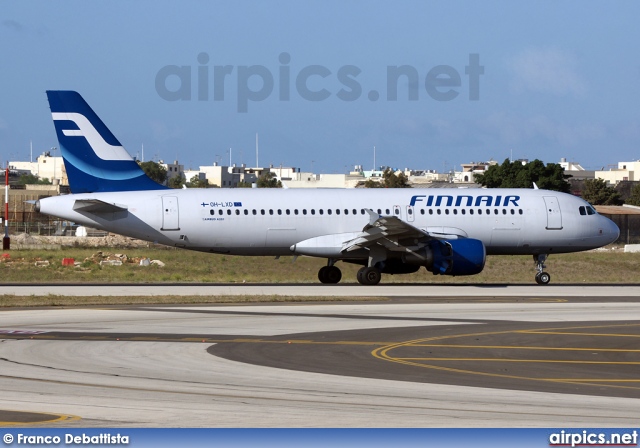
579,206 -> 586,216
580,205 -> 597,216
587,205 -> 596,215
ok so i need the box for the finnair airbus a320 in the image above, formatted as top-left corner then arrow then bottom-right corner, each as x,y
36,91 -> 620,285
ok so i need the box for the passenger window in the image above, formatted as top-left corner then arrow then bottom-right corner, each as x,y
286,209 -> 290,215
319,209 -> 324,215
519,209 -> 523,215
386,209 -> 390,215
494,209 -> 498,215
420,209 -> 424,215
336,209 -> 340,215
437,209 -> 441,215
261,209 -> 265,215
227,209 -> 231,215
327,209 -> 332,215
394,208 -> 399,215
294,209 -> 299,215
429,209 -> 433,215
377,209 -> 382,215
445,209 -> 449,215
219,210 -> 223,215
470,209 -> 474,215
311,209 -> 315,215
269,209 -> 273,215
461,209 -> 465,215
502,209 -> 506,215
303,209 -> 307,215
478,209 -> 482,215
408,208 -> 413,215
209,210 -> 214,215
510,209 -> 514,215
277,209 -> 282,215
244,209 -> 248,215
235,209 -> 240,215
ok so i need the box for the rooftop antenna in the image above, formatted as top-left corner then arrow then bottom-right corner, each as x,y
373,145 -> 376,171
256,133 -> 259,167
141,143 -> 144,162
30,140 -> 33,163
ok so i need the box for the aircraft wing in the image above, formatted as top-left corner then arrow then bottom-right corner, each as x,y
341,210 -> 468,255
341,210 -> 430,254
72,199 -> 128,214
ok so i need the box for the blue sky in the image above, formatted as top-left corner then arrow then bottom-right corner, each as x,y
1,1 -> 639,173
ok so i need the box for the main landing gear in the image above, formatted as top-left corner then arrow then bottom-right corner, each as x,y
318,261 -> 342,284
317,260 -> 383,285
356,266 -> 381,286
534,254 -> 551,285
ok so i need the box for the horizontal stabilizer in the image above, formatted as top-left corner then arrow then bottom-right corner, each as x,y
72,199 -> 128,213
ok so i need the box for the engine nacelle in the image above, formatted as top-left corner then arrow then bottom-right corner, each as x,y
425,238 -> 486,276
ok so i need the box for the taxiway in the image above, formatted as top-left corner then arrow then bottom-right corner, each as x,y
0,287 -> 639,427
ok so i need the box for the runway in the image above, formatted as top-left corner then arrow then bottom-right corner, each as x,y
3,283 -> 640,297
1,287 -> 639,427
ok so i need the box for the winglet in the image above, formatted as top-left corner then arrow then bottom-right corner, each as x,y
365,208 -> 379,226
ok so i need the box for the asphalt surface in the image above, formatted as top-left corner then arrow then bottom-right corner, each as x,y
1,290 -> 639,427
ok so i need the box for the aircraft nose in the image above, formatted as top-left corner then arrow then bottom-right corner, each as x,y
602,217 -> 620,244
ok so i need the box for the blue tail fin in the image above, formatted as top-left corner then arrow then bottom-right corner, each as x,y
46,91 -> 167,193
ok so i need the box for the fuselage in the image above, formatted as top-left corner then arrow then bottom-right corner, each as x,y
37,187 -> 620,257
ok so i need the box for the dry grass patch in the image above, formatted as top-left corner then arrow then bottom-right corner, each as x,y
0,246 -> 635,285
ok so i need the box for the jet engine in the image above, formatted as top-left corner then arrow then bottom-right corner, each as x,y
423,238 -> 486,276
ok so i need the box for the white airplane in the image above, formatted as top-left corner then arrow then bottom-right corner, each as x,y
36,91 -> 620,285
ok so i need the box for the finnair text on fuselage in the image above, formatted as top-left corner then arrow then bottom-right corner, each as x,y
409,194 -> 521,208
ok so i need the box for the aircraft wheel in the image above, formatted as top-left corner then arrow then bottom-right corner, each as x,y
535,272 -> 551,285
325,266 -> 342,284
356,267 -> 365,284
319,266 -> 342,284
357,267 -> 381,285
318,266 -> 329,283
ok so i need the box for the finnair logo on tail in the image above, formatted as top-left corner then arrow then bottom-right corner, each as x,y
51,113 -> 132,161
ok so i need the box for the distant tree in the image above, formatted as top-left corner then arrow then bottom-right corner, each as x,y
168,175 -> 184,189
363,168 -> 412,188
17,174 -> 51,185
237,181 -> 254,188
626,183 -> 640,206
474,159 -> 571,192
581,178 -> 623,205
138,161 -> 167,185
186,175 -> 209,188
256,171 -> 282,188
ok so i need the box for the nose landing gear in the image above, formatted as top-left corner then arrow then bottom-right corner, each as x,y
534,254 -> 551,285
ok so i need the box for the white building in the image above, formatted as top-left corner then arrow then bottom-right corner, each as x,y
595,160 -> 640,184
10,152 -> 67,185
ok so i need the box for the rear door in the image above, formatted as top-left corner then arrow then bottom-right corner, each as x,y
162,196 -> 180,230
